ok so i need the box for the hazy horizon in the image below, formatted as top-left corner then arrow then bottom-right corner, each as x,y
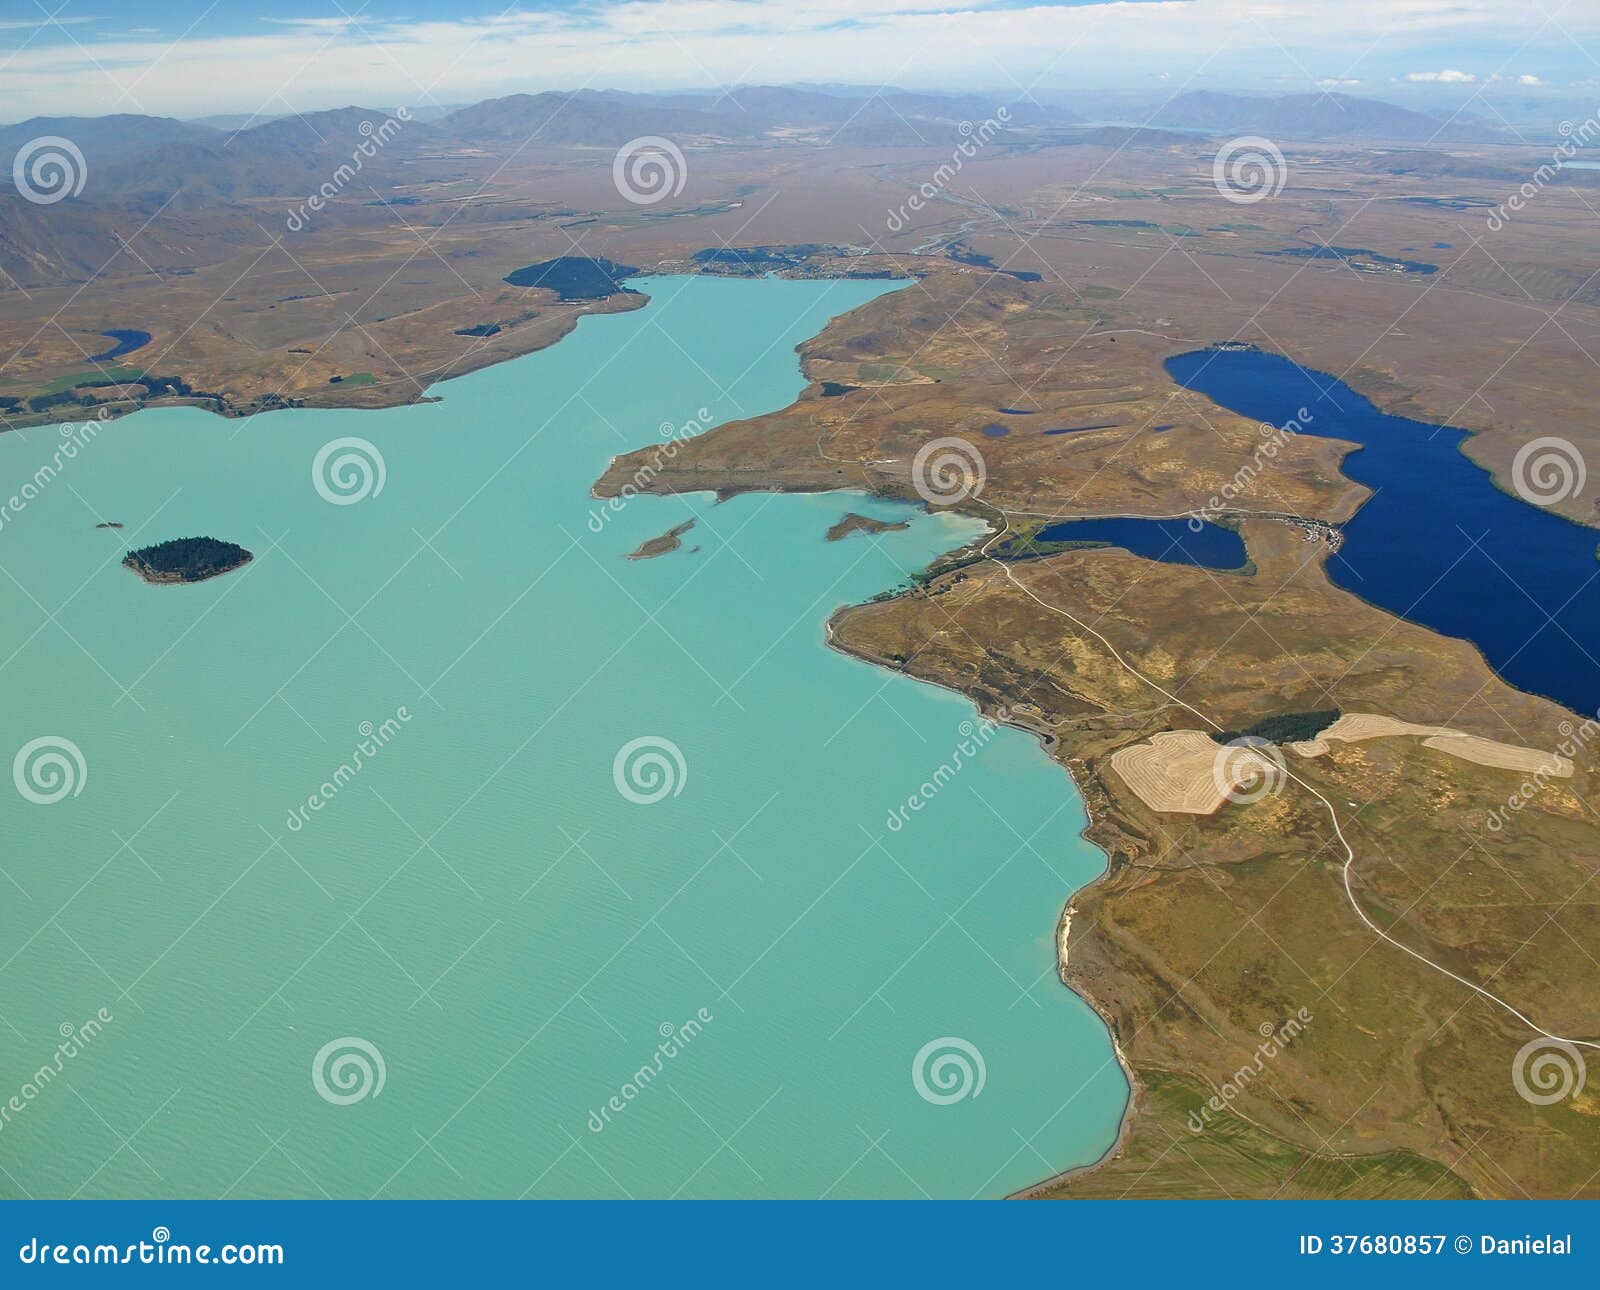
2,1 -> 1591,122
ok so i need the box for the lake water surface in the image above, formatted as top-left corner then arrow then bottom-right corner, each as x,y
1035,517 -> 1247,570
1168,348 -> 1600,719
0,275 -> 1124,1198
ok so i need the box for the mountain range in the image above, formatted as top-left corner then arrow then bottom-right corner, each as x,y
1145,90 -> 1497,144
0,84 -> 1527,287
0,83 -> 1514,212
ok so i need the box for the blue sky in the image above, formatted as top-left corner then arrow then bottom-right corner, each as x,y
2,1 -> 1596,121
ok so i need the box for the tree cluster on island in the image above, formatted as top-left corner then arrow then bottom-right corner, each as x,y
122,536 -> 253,584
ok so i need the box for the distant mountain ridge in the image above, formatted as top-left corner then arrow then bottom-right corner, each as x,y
436,85 -> 1067,147
0,85 -> 1517,236
1147,90 -> 1503,143
0,86 -> 1505,195
0,114 -> 220,168
0,87 -> 1059,213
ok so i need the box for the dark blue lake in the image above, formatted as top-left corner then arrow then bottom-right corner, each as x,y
1166,348 -> 1600,718
1035,516 -> 1247,570
90,328 -> 151,361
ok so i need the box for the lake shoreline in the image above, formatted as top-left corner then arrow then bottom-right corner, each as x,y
821,594 -> 1134,1199
122,553 -> 254,585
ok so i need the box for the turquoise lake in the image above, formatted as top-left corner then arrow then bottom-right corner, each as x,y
0,274 -> 1124,1198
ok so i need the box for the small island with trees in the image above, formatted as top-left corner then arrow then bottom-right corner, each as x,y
123,537 -> 254,585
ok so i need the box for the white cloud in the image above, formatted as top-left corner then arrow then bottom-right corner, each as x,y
259,17 -> 362,31
1406,68 -> 1477,83
1318,77 -> 1362,87
0,1 -> 1590,120
0,16 -> 98,31
1517,73 -> 1543,85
